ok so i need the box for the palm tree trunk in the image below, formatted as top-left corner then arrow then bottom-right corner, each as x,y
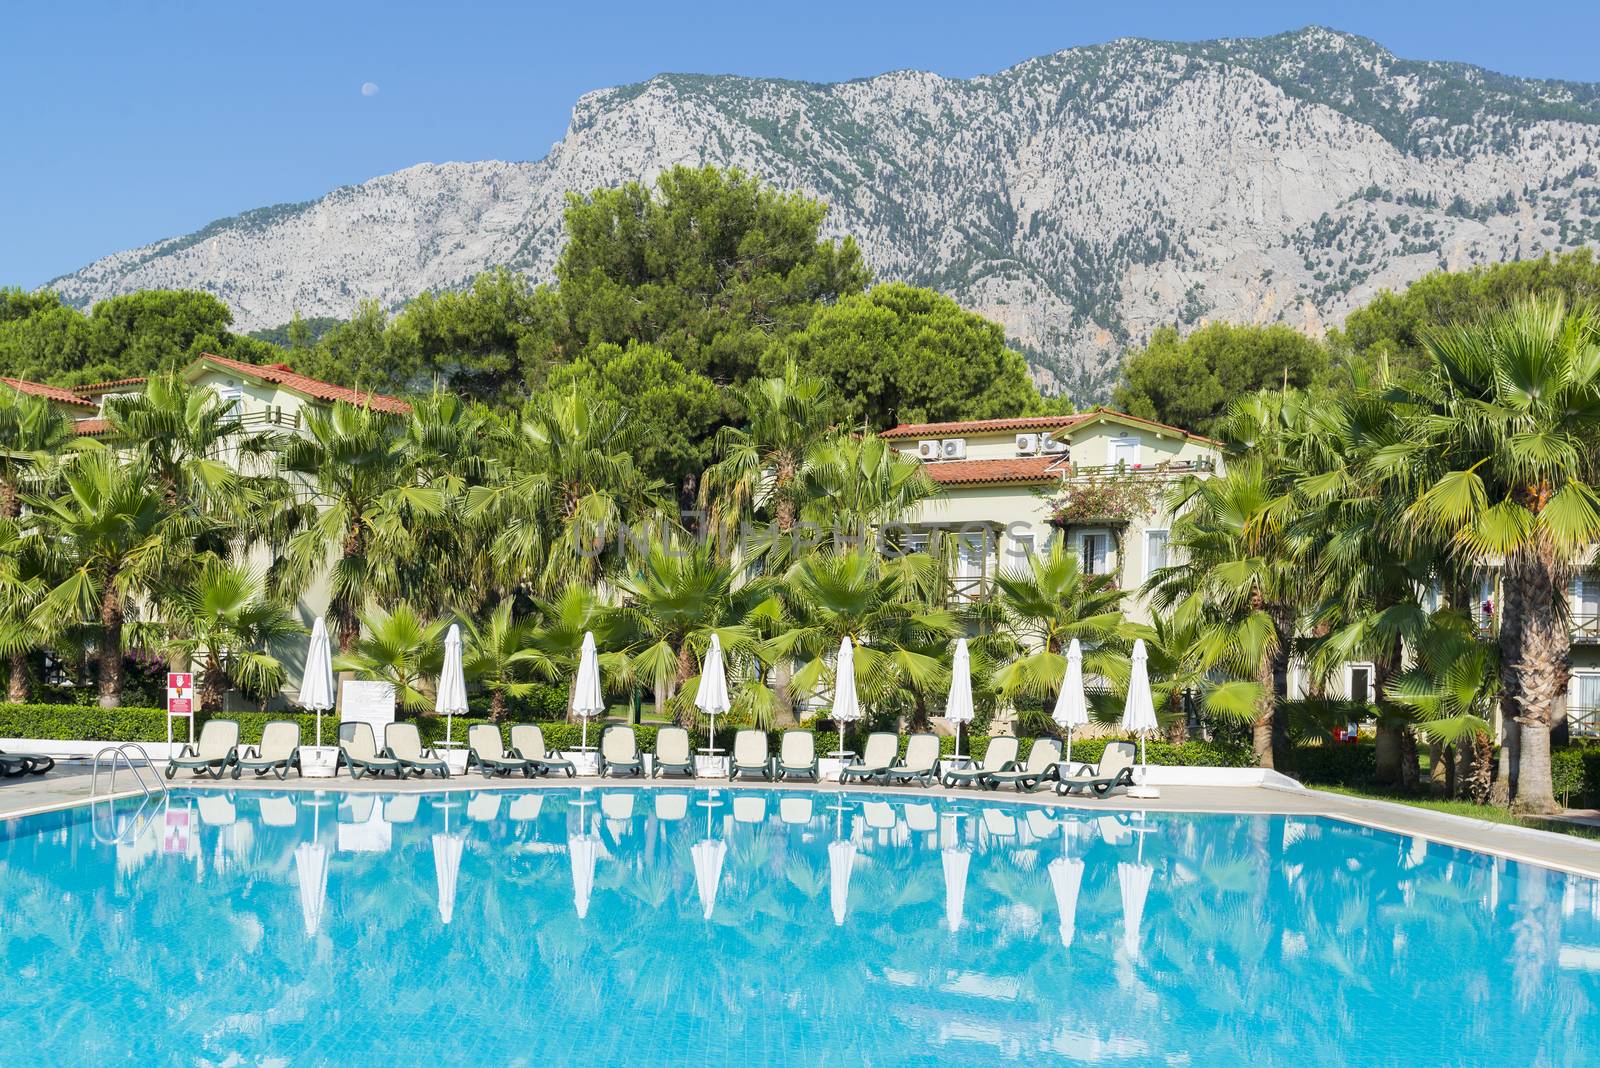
1511,545 -> 1565,814
1373,636 -> 1403,788
490,688 -> 507,723
1252,652 -> 1276,769
1493,557 -> 1525,807
199,653 -> 226,712
771,662 -> 797,727
6,652 -> 29,703
97,586 -> 124,709
1398,728 -> 1420,792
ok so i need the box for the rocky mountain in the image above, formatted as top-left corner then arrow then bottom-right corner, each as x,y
48,27 -> 1600,398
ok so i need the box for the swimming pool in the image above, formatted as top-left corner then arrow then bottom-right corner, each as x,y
2,786 -> 1596,1066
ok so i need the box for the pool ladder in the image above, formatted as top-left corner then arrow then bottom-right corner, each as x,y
90,743 -> 167,845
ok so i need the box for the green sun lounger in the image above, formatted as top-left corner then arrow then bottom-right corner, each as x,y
166,719 -> 240,780
1056,741 -> 1138,796
0,749 -> 55,776
940,735 -> 1018,789
509,724 -> 576,777
986,737 -> 1062,792
651,726 -> 695,777
885,732 -> 941,787
336,721 -> 406,779
466,723 -> 536,778
599,726 -> 644,778
729,729 -> 771,780
232,720 -> 303,780
839,732 -> 898,785
385,722 -> 449,778
776,729 -> 818,781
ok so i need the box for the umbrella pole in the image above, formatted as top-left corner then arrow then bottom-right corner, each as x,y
316,710 -> 322,749
581,717 -> 589,752
1065,726 -> 1072,767
709,712 -> 716,755
446,712 -> 453,747
954,722 -> 961,761
1139,732 -> 1146,784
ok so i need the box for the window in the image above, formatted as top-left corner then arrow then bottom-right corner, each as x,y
1079,532 -> 1109,575
1573,673 -> 1600,738
957,533 -> 987,578
1347,664 -> 1373,705
1008,533 -> 1035,563
1111,436 -> 1140,468
1144,529 -> 1169,578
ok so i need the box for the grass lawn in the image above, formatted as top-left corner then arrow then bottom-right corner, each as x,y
1317,785 -> 1600,841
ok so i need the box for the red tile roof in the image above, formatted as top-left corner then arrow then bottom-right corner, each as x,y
882,407 -> 1219,445
69,377 -> 148,394
881,414 -> 1093,439
72,418 -> 110,436
189,354 -> 412,414
1,377 -> 98,409
920,457 -> 1068,486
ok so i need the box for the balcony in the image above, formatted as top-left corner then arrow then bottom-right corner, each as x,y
1050,457 -> 1216,480
236,408 -> 300,431
1574,614 -> 1600,644
1571,707 -> 1600,739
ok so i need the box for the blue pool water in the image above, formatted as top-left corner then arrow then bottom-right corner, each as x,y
2,786 -> 1598,1067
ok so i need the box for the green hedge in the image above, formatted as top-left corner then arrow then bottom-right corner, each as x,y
0,703 -> 1251,766
1283,742 -> 1378,787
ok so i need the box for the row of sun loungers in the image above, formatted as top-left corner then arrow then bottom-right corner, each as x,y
0,748 -> 54,777
157,717 -> 1140,796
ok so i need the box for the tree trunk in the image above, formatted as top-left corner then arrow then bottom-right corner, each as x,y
1372,633 -> 1404,788
199,653 -> 226,712
1426,738 -> 1448,795
1493,556 -> 1525,807
0,478 -> 17,521
1398,728 -> 1420,792
1466,733 -> 1495,805
490,688 -> 507,723
1510,544 -> 1564,815
771,661 -> 798,727
1374,726 -> 1403,787
6,652 -> 29,703
97,586 -> 124,709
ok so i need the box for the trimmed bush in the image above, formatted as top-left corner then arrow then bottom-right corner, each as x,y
0,703 -> 1253,767
1283,742 -> 1377,787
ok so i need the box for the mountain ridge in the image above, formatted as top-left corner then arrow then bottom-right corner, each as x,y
46,27 -> 1600,397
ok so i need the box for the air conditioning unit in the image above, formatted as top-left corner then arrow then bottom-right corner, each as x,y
941,438 -> 968,460
1040,432 -> 1070,455
1015,433 -> 1040,455
917,439 -> 941,460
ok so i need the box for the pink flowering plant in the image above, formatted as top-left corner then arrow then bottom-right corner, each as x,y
1041,471 -> 1164,526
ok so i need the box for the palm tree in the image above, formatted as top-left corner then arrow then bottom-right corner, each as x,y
969,544 -> 1132,731
0,517 -> 48,702
280,401 -> 443,652
797,431 -> 938,536
767,550 -> 957,727
1386,612 -> 1498,802
1149,456 -> 1308,768
701,358 -> 835,538
613,538 -> 777,726
1374,297 -> 1600,813
332,602 -> 445,714
461,600 -> 543,722
520,582 -> 633,720
469,390 -> 666,593
0,386 -> 73,519
158,560 -> 302,711
24,452 -> 185,707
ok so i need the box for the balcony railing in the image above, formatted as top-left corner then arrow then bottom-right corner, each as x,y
1050,457 -> 1216,480
1571,706 -> 1600,739
236,409 -> 300,431
1573,614 -> 1600,644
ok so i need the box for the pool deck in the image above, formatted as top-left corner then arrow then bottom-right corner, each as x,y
6,762 -> 1600,878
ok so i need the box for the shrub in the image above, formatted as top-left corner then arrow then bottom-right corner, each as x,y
1553,745 -> 1600,806
1283,741 -> 1377,787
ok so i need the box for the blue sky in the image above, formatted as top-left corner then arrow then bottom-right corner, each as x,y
3,0 -> 1597,289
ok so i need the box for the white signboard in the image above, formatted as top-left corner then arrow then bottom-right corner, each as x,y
340,680 -> 396,735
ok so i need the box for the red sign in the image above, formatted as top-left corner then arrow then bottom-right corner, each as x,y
167,673 -> 194,716
163,808 -> 190,855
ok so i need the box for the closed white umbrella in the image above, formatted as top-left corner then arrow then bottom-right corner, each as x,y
1052,638 -> 1090,766
945,638 -> 975,761
572,630 -> 605,752
293,842 -> 329,937
436,623 -> 469,748
1121,639 -> 1159,790
1048,856 -> 1085,949
298,617 -> 336,747
832,636 -> 862,761
942,848 -> 971,933
695,633 -> 731,758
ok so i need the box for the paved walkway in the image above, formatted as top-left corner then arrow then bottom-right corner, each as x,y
7,761 -> 1600,878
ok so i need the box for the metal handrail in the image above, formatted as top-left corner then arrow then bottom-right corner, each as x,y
91,742 -> 167,802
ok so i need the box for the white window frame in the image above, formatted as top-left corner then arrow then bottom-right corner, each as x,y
1076,530 -> 1112,576
1143,528 -> 1169,580
1345,662 -> 1375,704
1007,532 -> 1036,564
1111,435 -> 1140,468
